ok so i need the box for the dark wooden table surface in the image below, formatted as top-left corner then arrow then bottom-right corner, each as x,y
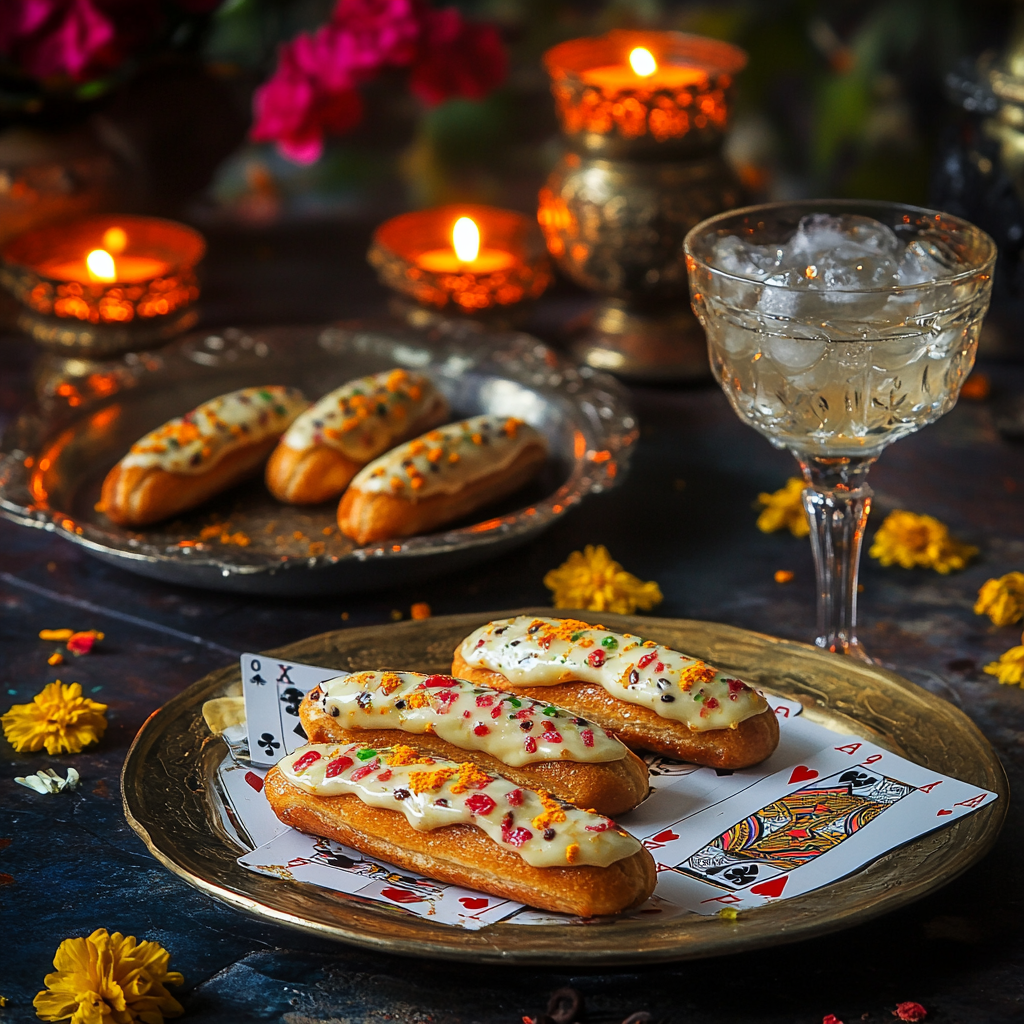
3,221 -> 1024,1024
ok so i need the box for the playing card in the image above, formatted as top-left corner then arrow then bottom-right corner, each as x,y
238,829 -> 522,930
645,738 -> 997,914
242,654 -> 345,767
215,758 -> 290,849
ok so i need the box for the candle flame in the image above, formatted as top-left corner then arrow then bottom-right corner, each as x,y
102,226 -> 128,254
629,47 -> 657,77
86,249 -> 116,282
452,217 -> 480,263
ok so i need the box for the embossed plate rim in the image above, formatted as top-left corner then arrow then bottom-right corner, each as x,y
122,610 -> 1008,965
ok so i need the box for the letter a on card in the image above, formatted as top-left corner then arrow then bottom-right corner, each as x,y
835,742 -> 862,755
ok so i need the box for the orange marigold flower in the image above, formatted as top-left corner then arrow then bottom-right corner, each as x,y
544,545 -> 662,615
756,478 -> 809,537
1,681 -> 107,755
869,510 -> 976,574
975,572 -> 1024,627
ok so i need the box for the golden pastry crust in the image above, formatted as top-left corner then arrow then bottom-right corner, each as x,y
300,697 -> 649,817
337,443 -> 546,545
100,436 -> 279,527
263,767 -> 657,916
265,394 -> 449,505
452,649 -> 780,770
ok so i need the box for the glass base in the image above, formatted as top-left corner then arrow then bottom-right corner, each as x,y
815,634 -> 874,662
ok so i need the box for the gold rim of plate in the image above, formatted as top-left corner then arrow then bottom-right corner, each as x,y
121,610 -> 1008,966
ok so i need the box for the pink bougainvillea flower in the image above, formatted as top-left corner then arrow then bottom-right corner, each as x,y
328,0 -> 421,71
0,0 -> 115,79
409,6 -> 507,106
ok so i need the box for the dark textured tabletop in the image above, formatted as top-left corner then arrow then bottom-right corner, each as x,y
2,221 -> 1024,1024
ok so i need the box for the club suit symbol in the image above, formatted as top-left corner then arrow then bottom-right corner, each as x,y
280,687 -> 304,716
258,732 -> 281,757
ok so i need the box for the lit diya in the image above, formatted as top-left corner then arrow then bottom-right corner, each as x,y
1,215 -> 205,357
368,204 -> 551,314
544,29 -> 746,156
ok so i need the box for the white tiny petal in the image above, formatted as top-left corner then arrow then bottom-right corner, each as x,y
65,768 -> 80,790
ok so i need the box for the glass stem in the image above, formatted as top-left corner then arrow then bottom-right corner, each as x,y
794,454 -> 876,659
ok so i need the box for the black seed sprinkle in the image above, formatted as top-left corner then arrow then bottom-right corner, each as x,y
661,694 -> 676,703
394,788 -> 410,800
543,828 -> 556,841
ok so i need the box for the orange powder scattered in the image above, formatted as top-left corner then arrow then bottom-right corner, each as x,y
408,766 -> 457,794
386,744 -> 435,767
531,793 -> 568,831
565,843 -> 581,865
449,762 -> 493,794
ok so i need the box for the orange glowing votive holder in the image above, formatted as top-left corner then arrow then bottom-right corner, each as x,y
368,204 -> 552,314
544,29 -> 747,157
1,214 -> 205,356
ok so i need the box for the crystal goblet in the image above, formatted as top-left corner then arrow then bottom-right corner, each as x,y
684,200 -> 997,658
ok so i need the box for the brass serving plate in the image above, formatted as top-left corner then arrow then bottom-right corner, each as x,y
122,610 -> 1007,966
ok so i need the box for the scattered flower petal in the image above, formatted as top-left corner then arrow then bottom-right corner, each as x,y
869,510 -> 977,574
1,681 -> 107,754
15,768 -> 80,795
983,645 -> 1024,686
34,928 -> 183,1024
39,629 -> 74,641
974,571 -> 1024,626
717,907 -> 739,920
544,545 -> 662,615
48,651 -> 64,666
959,372 -> 990,400
410,602 -> 431,620
893,1002 -> 927,1022
756,478 -> 810,537
66,629 -> 104,655
774,569 -> 794,584
823,1016 -> 843,1024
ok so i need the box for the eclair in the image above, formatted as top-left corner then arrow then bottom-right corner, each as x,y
453,616 -> 780,769
265,369 -> 448,505
337,415 -> 547,545
264,741 -> 657,916
100,386 -> 308,527
300,670 -> 649,817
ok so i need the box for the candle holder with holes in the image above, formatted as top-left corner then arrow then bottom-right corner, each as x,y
367,204 -> 552,329
538,30 -> 746,381
1,215 -> 205,359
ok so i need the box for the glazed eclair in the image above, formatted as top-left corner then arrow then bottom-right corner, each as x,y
265,369 -> 448,505
264,741 -> 657,916
337,414 -> 547,545
300,670 -> 650,817
452,615 -> 780,769
100,386 -> 308,527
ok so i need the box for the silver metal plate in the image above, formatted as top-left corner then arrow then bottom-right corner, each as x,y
0,320 -> 636,595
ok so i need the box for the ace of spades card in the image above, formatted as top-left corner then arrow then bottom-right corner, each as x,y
242,654 -> 345,767
649,739 -> 997,914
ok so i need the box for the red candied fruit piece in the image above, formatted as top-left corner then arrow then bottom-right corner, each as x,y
474,638 -> 485,648
324,755 -> 353,778
502,825 -> 533,847
292,751 -> 322,774
350,757 -> 380,781
515,708 -> 534,719
587,649 -> 605,668
465,793 -> 496,816
727,678 -> 749,692
473,723 -> 490,736
475,694 -> 495,707
581,729 -> 594,747
637,651 -> 657,669
423,675 -> 459,687
585,819 -> 615,832
490,705 -> 504,719
705,697 -> 720,710
524,736 -> 537,753
434,690 -> 458,704
376,769 -> 393,782
506,789 -> 523,805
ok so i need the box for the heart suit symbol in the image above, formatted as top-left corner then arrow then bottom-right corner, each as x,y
788,765 -> 819,785
380,887 -> 423,904
750,875 -> 788,898
244,771 -> 264,792
459,897 -> 489,910
937,809 -> 953,816
651,829 -> 680,843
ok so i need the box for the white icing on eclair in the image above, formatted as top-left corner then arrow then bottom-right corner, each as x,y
281,369 -> 445,461
277,741 -> 639,868
121,386 -> 308,475
459,616 -> 768,732
313,670 -> 625,767
349,414 -> 546,500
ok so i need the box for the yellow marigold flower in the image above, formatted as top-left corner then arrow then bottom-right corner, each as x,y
868,510 -> 977,574
974,572 -> 1024,627
1,681 -> 107,755
983,645 -> 1024,687
544,545 -> 662,615
755,478 -> 809,538
34,928 -> 183,1024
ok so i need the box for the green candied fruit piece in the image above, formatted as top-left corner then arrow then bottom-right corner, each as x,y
692,690 -> 705,703
507,696 -> 522,708
542,706 -> 559,716
356,748 -> 378,760
570,631 -> 585,642
601,636 -> 619,649
258,389 -> 273,401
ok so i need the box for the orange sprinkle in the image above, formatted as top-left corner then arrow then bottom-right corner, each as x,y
531,793 -> 568,831
448,452 -> 460,464
503,418 -> 522,438
410,476 -> 425,490
427,448 -> 443,463
408,439 -> 426,455
386,744 -> 435,767
410,602 -> 431,620
471,433 -> 482,445
379,672 -> 402,695
408,766 -> 457,794
680,663 -> 717,691
322,526 -> 335,536
449,762 -> 493,794
565,843 -> 581,865
391,477 -> 404,492
405,692 -> 430,709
